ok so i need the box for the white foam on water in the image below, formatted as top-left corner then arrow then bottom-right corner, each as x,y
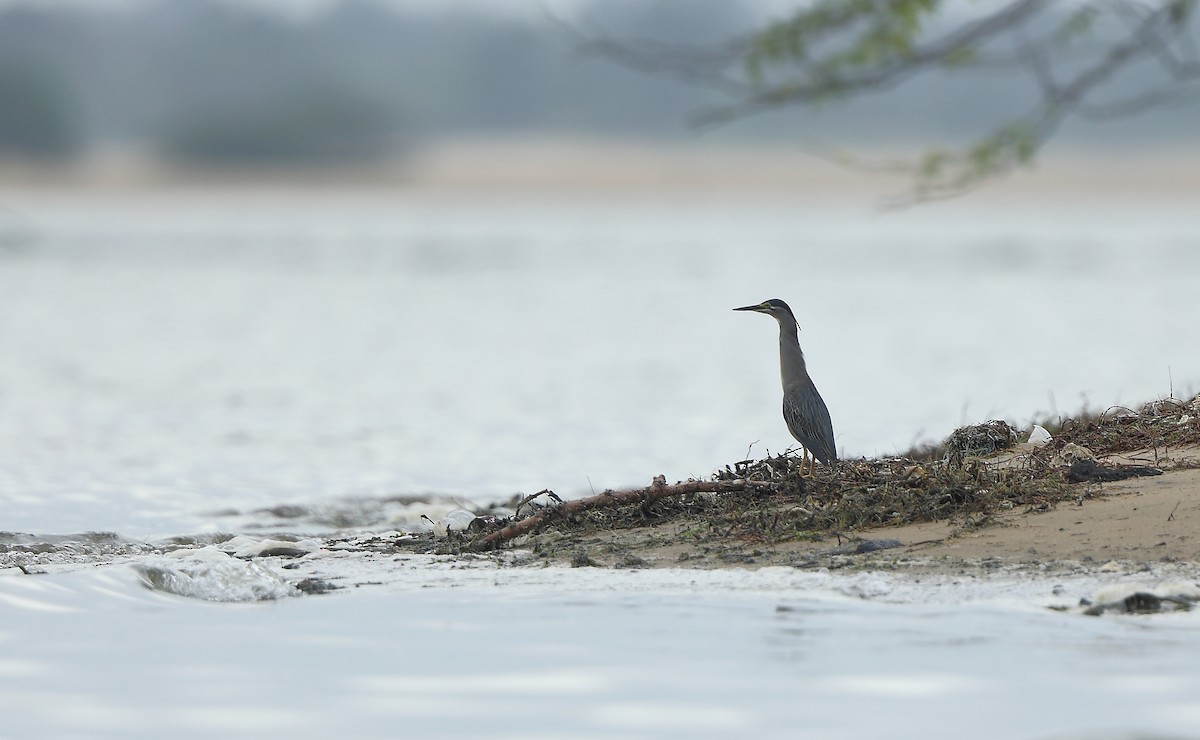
133,546 -> 299,602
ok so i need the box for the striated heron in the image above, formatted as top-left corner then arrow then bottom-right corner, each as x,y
734,298 -> 837,477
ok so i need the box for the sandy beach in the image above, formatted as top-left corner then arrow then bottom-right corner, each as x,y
482,463 -> 1200,576
880,461 -> 1200,565
438,407 -> 1200,578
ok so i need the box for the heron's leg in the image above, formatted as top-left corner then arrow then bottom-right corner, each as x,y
806,449 -> 817,478
800,446 -> 813,479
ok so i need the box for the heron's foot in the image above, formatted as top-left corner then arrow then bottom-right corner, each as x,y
799,447 -> 817,479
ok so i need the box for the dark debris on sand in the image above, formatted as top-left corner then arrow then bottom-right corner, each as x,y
439,425 -> 1067,556
414,395 -> 1200,557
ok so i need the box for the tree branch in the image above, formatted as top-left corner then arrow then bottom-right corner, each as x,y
577,0 -> 1199,204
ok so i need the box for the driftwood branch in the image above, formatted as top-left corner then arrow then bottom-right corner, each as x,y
468,476 -> 777,551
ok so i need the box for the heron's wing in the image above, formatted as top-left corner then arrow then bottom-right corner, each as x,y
783,382 -> 837,464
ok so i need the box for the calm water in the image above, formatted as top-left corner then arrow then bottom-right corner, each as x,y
1,559 -> 1199,739
1,189 -> 1197,536
1,189 -> 1199,739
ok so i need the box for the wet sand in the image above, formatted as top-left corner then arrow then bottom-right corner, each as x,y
880,465 -> 1200,565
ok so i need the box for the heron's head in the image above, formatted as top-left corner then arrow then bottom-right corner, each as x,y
733,298 -> 796,324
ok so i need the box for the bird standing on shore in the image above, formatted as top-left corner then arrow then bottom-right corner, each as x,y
734,299 -> 837,477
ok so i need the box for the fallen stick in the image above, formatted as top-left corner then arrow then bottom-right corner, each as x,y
468,476 -> 777,551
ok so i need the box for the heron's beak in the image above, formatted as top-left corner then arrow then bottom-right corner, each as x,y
733,303 -> 767,312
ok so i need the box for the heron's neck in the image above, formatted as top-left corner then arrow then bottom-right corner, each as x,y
777,320 -> 808,391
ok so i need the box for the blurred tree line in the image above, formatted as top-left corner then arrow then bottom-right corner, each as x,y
0,64 -> 80,158
0,0 -> 1194,174
0,0 -> 751,165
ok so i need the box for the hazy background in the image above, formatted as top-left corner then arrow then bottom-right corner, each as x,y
0,0 -> 1194,175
